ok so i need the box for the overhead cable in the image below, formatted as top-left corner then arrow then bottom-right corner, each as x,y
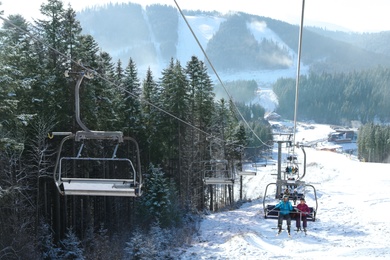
173,0 -> 272,148
292,0 -> 305,155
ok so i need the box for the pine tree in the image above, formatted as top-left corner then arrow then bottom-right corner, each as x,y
0,14 -> 48,127
183,56 -> 215,204
91,51 -> 118,130
120,58 -> 142,137
210,99 -> 232,159
124,229 -> 152,260
84,224 -> 115,259
186,56 -> 214,153
60,228 -> 85,260
0,15 -> 29,129
230,122 -> 247,161
38,221 -> 62,259
34,0 -> 82,129
141,67 -> 161,164
158,59 -> 190,178
137,165 -> 180,228
148,220 -> 175,258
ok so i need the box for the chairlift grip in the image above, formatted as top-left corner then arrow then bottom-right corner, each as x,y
112,143 -> 119,159
76,143 -> 84,158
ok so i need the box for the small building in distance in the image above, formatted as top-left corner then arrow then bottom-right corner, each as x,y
328,129 -> 357,143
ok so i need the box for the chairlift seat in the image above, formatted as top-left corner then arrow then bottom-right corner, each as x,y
55,156 -> 141,197
60,177 -> 140,197
204,177 -> 234,185
252,163 -> 267,168
237,171 -> 257,176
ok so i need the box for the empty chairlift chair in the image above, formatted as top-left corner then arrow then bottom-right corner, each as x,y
203,159 -> 234,185
52,70 -> 142,197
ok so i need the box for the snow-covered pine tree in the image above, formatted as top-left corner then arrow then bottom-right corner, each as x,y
137,165 -> 181,228
120,58 -> 142,136
60,228 -> 85,260
38,221 -> 62,260
184,56 -> 215,207
148,220 -> 175,258
158,59 -> 190,173
124,228 -> 154,259
141,67 -> 161,163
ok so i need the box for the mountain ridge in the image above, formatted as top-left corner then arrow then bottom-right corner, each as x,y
77,3 -> 390,79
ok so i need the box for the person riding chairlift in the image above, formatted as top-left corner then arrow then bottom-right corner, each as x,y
296,197 -> 310,232
274,195 -> 294,235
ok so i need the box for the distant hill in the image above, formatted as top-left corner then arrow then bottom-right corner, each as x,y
306,27 -> 390,57
76,3 -> 390,76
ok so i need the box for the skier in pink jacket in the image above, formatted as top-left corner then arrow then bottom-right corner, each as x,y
296,197 -> 310,232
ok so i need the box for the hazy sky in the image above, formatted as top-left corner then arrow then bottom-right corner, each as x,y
1,0 -> 389,32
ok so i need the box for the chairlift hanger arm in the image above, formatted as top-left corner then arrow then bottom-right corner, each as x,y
74,72 -> 90,132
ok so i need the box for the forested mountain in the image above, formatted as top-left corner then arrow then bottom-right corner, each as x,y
307,26 -> 390,57
273,67 -> 390,125
77,3 -> 390,75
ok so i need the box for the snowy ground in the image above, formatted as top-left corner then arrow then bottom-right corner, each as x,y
178,123 -> 390,259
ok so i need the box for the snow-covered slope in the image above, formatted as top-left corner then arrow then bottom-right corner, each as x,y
174,15 -> 309,112
142,14 -> 308,86
177,15 -> 308,81
176,15 -> 225,66
178,123 -> 390,259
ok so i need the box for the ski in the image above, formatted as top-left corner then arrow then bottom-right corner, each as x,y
295,228 -> 308,235
276,231 -> 291,237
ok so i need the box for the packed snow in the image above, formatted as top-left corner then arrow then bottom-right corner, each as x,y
178,122 -> 390,259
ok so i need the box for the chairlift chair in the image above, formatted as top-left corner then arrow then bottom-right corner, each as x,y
262,142 -> 318,221
52,70 -> 142,197
203,159 -> 234,185
263,181 -> 317,221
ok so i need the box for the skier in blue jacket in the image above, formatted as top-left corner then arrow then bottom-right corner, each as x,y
274,195 -> 294,235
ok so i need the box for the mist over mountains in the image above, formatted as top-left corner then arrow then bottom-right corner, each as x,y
77,3 -> 390,79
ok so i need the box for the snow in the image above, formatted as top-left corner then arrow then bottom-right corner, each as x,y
176,15 -> 225,65
178,122 -> 390,259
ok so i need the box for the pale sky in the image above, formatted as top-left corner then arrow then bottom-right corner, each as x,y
1,0 -> 389,32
